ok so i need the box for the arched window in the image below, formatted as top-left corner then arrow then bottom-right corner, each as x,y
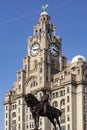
60,99 -> 65,106
31,81 -> 38,88
52,101 -> 58,107
60,108 -> 65,123
12,112 -> 16,118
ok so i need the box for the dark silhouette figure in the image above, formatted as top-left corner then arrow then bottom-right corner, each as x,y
25,92 -> 62,130
40,88 -> 49,115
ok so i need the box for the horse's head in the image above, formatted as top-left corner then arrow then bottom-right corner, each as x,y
25,93 -> 39,107
25,93 -> 32,107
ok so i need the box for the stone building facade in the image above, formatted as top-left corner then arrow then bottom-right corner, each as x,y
4,9 -> 87,130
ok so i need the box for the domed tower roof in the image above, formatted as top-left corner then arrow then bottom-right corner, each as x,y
71,55 -> 86,63
40,11 -> 48,16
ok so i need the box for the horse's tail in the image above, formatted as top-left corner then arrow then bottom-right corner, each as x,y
49,106 -> 62,117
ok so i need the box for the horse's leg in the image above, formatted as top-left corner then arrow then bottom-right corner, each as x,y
56,117 -> 61,130
47,116 -> 57,130
32,113 -> 38,130
35,112 -> 39,130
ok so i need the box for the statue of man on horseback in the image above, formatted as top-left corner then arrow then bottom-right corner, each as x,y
25,88 -> 62,130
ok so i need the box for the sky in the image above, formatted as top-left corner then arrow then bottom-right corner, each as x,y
0,0 -> 87,129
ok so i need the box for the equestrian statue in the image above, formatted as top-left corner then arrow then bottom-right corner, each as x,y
25,88 -> 62,130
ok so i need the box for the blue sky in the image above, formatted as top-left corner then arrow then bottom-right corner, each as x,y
0,0 -> 87,129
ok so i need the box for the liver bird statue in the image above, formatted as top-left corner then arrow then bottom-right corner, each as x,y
42,4 -> 48,12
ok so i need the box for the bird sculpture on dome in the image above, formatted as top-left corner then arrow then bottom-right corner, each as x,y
42,4 -> 48,12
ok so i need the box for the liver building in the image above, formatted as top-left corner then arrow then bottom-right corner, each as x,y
4,7 -> 87,130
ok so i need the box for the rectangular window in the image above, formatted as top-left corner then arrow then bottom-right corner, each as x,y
67,115 -> 70,121
46,76 -> 48,81
19,85 -> 21,90
18,107 -> 20,113
30,114 -> 32,120
61,126 -> 65,130
67,96 -> 70,102
6,113 -> 8,118
6,106 -> 8,111
67,124 -> 70,130
26,115 -> 28,121
83,95 -> 87,103
67,87 -> 70,93
67,106 -> 70,112
53,93 -> 55,98
56,92 -> 58,97
18,116 -> 20,121
26,123 -> 28,129
18,76 -> 21,81
40,68 -> 42,73
18,100 -> 21,105
18,124 -> 20,129
40,119 -> 42,125
6,121 -> 7,125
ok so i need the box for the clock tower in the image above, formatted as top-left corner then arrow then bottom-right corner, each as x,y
23,9 -> 66,93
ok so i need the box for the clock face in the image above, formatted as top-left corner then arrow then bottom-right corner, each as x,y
30,43 -> 40,56
48,43 -> 59,56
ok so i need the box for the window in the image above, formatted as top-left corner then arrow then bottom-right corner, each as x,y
46,76 -> 48,81
26,107 -> 28,113
12,120 -> 16,125
84,114 -> 87,122
67,115 -> 70,121
40,68 -> 42,73
18,100 -> 21,105
40,77 -> 42,82
67,106 -> 70,112
26,123 -> 29,129
6,121 -> 7,125
56,92 -> 58,97
83,105 -> 86,111
67,87 -> 70,93
41,57 -> 43,61
40,119 -> 42,125
19,85 -> 21,90
52,101 -> 58,107
31,81 -> 38,87
18,124 -> 20,129
60,99 -> 65,106
26,115 -> 28,121
84,124 -> 87,130
30,114 -> 32,120
61,109 -> 65,123
60,91 -> 65,96
6,113 -> 8,118
18,76 -> 21,81
61,126 -> 65,130
18,107 -> 20,113
12,112 -> 16,118
52,93 -> 55,98
67,96 -> 70,102
61,116 -> 65,123
18,116 -> 20,121
83,95 -> 87,103
6,106 -> 8,111
67,124 -> 70,130
24,65 -> 27,70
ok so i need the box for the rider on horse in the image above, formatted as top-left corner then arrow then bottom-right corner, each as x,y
41,88 -> 49,115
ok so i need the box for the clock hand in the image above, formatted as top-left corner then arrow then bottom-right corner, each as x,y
33,48 -> 39,51
53,48 -> 58,52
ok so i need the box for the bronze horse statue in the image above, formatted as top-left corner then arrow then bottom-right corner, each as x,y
25,93 -> 62,130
